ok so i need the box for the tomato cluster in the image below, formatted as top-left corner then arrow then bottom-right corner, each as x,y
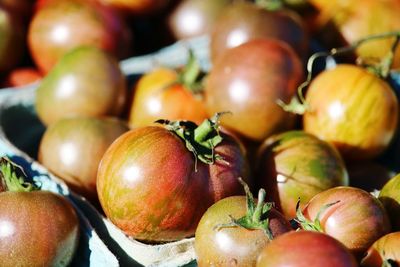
3,0 -> 400,266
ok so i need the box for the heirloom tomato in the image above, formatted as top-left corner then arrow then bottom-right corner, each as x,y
303,64 -> 398,161
195,183 -> 291,266
210,1 -> 308,62
361,232 -> 400,267
28,0 -> 132,73
97,115 -> 249,242
38,117 -> 129,202
35,46 -> 127,126
205,39 -> 303,142
0,157 -> 80,267
299,186 -> 391,257
379,173 -> 400,231
128,53 -> 208,128
256,231 -> 357,267
255,131 -> 348,219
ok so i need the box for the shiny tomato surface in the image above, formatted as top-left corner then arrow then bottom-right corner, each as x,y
195,196 -> 291,266
256,231 -> 358,267
0,191 -> 79,267
97,125 -> 247,242
205,39 -> 303,142
303,64 -> 398,161
128,68 -> 208,128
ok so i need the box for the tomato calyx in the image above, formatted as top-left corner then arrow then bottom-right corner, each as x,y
156,112 -> 227,168
382,258 -> 397,267
177,50 -> 205,95
214,178 -> 275,240
294,199 -> 340,232
0,157 -> 39,193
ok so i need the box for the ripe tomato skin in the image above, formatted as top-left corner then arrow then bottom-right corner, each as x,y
255,131 -> 348,219
128,68 -> 208,128
97,126 -> 248,242
205,39 -> 303,142
28,0 -> 131,73
0,191 -> 79,267
35,46 -> 127,126
99,0 -> 170,15
4,67 -> 42,87
361,232 -> 400,267
195,196 -> 291,267
38,117 -> 129,202
256,231 -> 358,267
303,186 -> 391,257
303,64 -> 398,161
210,1 -> 308,62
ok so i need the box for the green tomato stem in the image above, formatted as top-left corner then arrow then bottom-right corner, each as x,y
278,31 -> 400,115
0,157 -> 39,193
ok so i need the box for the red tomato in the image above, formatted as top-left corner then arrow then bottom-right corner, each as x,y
99,0 -> 170,15
28,0 -> 132,73
97,118 -> 248,242
256,231 -> 358,267
303,64 -> 398,161
301,186 -> 391,257
205,39 -> 303,142
129,68 -> 208,128
0,158 -> 80,266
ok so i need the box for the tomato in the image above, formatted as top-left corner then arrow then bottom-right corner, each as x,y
310,0 -> 400,68
98,0 -> 170,15
303,64 -> 398,161
301,186 -> 391,257
35,46 -> 127,126
255,131 -> 348,219
97,116 -> 248,242
38,117 -> 129,203
210,1 -> 308,62
256,231 -> 358,267
0,5 -> 26,72
361,232 -> 400,267
379,173 -> 400,231
128,61 -> 208,128
0,158 -> 79,267
3,67 -> 42,87
205,39 -> 303,142
167,0 -> 231,40
28,0 -> 132,73
195,187 -> 291,266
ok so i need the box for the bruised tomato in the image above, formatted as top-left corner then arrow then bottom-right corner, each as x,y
97,116 -> 249,242
205,39 -> 303,142
256,231 -> 358,267
303,64 -> 398,161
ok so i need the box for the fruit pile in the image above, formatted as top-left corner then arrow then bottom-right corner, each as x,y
1,0 -> 400,266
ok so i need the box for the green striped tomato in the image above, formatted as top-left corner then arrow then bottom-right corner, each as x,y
303,64 -> 398,161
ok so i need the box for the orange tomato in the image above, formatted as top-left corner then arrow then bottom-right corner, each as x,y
128,68 -> 208,128
303,64 -> 398,161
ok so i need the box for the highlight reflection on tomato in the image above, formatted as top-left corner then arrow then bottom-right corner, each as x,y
97,116 -> 248,242
303,64 -> 398,161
